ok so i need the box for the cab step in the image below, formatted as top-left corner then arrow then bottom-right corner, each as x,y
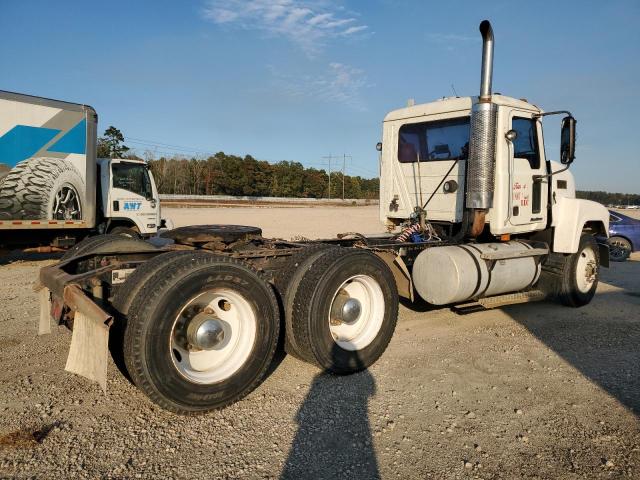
451,289 -> 547,315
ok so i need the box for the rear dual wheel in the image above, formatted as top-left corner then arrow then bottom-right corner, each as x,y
285,248 -> 398,374
121,253 -> 280,414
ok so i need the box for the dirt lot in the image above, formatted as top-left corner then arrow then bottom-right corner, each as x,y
0,205 -> 638,479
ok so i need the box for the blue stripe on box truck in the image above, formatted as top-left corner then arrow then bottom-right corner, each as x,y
0,125 -> 61,167
47,119 -> 86,154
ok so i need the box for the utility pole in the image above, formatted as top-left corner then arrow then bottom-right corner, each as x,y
322,154 -> 336,199
342,154 -> 352,200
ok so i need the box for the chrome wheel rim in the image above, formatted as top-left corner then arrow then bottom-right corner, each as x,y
328,274 -> 385,351
170,288 -> 257,384
52,184 -> 82,220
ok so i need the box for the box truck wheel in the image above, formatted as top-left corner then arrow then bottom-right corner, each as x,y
287,248 -> 398,374
0,157 -> 84,220
109,226 -> 140,238
61,233 -> 152,261
122,253 -> 280,413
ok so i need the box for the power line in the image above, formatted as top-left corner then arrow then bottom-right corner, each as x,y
127,137 -> 215,154
322,154 -> 339,200
342,154 -> 352,200
125,135 -> 379,179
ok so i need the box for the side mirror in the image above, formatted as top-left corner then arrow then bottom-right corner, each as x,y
560,116 -> 576,164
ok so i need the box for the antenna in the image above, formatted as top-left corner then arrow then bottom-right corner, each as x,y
450,84 -> 459,97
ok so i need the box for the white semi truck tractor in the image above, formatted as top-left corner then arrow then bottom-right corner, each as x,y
0,90 -> 162,250
38,20 -> 609,414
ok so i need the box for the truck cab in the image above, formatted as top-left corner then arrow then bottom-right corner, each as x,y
380,93 -> 608,254
97,158 -> 161,237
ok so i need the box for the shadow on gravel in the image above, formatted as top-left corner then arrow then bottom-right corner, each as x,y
281,346 -> 379,480
505,275 -> 640,416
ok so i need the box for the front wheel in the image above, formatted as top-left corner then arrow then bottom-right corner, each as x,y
123,253 -> 280,413
557,234 -> 600,307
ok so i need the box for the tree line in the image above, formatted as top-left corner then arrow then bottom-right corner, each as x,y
97,126 -> 379,199
576,191 -> 640,207
98,126 -> 636,202
147,154 -> 379,199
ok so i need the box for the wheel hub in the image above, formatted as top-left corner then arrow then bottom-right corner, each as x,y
186,313 -> 225,350
585,261 -> 597,283
330,290 -> 362,325
341,298 -> 362,324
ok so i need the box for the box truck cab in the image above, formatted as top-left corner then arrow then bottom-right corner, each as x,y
98,158 -> 161,238
0,90 -> 162,249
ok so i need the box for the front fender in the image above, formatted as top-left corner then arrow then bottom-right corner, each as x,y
551,198 -> 609,253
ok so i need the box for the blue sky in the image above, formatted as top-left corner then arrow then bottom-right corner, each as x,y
1,1 -> 638,192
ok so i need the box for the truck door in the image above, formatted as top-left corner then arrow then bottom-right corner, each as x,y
507,111 -> 548,229
109,161 -> 159,234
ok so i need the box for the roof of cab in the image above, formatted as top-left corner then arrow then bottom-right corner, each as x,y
383,95 -> 542,122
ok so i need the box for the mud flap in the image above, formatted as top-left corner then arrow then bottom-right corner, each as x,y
38,287 -> 52,335
374,250 -> 414,301
62,285 -> 113,393
65,312 -> 110,393
597,242 -> 610,268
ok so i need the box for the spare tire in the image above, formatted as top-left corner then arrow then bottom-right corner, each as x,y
0,157 -> 84,220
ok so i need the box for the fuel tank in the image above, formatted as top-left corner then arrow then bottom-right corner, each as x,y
412,241 -> 542,305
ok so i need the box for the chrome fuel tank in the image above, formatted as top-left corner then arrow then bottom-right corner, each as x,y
412,241 -> 542,305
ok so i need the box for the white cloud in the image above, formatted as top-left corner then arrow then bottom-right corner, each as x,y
201,0 -> 368,53
267,62 -> 370,110
342,25 -> 367,35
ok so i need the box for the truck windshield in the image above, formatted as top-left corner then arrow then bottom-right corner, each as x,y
112,162 -> 153,199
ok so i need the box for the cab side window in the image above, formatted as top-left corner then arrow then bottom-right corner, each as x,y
512,117 -> 540,169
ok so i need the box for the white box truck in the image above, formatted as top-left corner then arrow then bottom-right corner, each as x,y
0,90 -> 163,250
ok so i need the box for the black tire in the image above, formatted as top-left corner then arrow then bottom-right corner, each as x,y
288,248 -> 398,374
123,253 -> 280,413
61,234 -> 151,261
0,157 -> 84,220
274,243 -> 338,360
110,251 -> 200,381
542,234 -> 600,307
608,236 -> 632,262
109,226 -> 140,238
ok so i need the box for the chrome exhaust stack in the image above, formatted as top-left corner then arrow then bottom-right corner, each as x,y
466,20 -> 497,236
478,20 -> 494,100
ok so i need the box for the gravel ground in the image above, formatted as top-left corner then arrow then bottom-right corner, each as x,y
0,205 -> 638,479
